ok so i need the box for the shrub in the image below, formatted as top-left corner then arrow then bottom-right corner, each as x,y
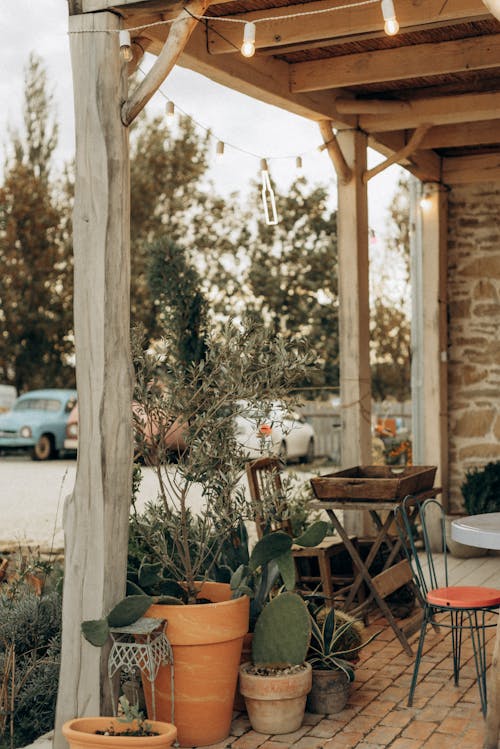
461,461 -> 500,515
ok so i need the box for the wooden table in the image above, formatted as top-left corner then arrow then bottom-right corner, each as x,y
451,513 -> 500,749
311,488 -> 440,656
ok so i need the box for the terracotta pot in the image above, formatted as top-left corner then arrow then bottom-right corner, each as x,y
306,668 -> 350,714
234,632 -> 253,712
239,661 -> 312,734
145,582 -> 249,747
62,717 -> 177,749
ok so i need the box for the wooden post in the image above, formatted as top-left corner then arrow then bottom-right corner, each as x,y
420,184 -> 448,504
336,128 -> 372,535
54,11 -> 133,746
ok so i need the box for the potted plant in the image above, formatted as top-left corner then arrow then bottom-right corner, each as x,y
122,318 -> 314,746
306,605 -> 379,714
238,591 -> 313,734
62,696 -> 177,749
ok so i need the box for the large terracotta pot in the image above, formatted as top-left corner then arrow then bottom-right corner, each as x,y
145,582 -> 249,747
62,717 -> 177,749
238,661 -> 312,734
306,668 -> 350,714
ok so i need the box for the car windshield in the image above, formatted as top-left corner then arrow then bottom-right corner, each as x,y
14,398 -> 62,413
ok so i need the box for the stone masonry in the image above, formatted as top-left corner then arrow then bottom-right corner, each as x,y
447,181 -> 500,512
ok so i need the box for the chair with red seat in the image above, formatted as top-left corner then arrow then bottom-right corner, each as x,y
394,496 -> 500,716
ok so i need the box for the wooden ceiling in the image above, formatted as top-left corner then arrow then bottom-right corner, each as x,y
82,0 -> 500,183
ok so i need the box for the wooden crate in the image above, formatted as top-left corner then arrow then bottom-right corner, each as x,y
310,465 -> 437,501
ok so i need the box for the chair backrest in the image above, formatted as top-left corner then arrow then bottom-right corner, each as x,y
394,496 -> 449,598
245,457 -> 293,539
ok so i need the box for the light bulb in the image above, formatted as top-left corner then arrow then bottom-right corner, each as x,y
296,156 -> 303,170
384,17 -> 399,35
381,0 -> 399,36
166,101 -> 175,118
216,141 -> 225,158
119,30 -> 133,62
260,158 -> 269,174
241,22 -> 256,58
482,0 -> 500,21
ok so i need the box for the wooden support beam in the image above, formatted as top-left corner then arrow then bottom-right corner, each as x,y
442,152 -> 500,184
318,121 -> 352,184
122,0 -> 209,125
337,99 -> 412,115
336,129 -> 372,535
358,92 -> 500,132
205,0 -> 488,55
291,34 -> 500,93
419,185 -> 449,505
55,11 -> 134,748
363,124 -> 432,183
368,131 -> 442,181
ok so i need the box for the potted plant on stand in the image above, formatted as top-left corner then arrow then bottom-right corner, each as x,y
306,605 -> 379,714
123,317 -> 313,747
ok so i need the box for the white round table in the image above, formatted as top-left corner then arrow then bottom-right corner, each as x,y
451,513 -> 500,749
451,512 -> 500,550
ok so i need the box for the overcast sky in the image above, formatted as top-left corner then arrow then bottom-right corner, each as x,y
1,0 -> 403,238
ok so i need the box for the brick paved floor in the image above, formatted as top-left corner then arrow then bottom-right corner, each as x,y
196,611 -> 495,749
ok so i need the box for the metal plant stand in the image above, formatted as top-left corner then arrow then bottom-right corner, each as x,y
107,617 -> 174,722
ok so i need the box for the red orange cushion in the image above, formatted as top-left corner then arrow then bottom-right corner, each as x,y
427,586 -> 500,609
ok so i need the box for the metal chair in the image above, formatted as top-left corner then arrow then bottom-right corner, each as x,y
395,496 -> 500,715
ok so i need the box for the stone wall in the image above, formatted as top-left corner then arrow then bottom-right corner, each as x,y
447,181 -> 500,512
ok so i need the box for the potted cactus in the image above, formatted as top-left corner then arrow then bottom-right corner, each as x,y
238,592 -> 313,734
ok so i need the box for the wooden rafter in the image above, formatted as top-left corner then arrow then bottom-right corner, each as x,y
379,121 -> 500,150
363,124 -> 432,183
442,151 -> 500,183
318,121 -> 352,184
348,91 -> 500,132
121,0 -> 209,125
291,33 -> 500,93
205,0 -> 488,55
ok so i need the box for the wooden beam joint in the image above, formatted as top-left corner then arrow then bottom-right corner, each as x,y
121,0 -> 208,126
363,124 -> 432,183
318,121 -> 352,184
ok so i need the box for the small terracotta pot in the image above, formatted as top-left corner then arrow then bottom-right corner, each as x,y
239,661 -> 312,734
62,717 -> 177,749
306,668 -> 350,714
234,632 -> 253,712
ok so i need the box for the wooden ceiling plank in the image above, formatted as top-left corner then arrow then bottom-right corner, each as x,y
415,120 -> 500,149
443,152 -> 500,183
291,34 -> 500,93
81,0 -> 234,11
358,92 -> 500,131
205,0 -> 488,55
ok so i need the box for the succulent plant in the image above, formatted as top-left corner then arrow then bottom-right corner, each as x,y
81,595 -> 153,647
251,591 -> 311,668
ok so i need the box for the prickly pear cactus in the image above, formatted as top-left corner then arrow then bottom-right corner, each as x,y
252,591 -> 311,668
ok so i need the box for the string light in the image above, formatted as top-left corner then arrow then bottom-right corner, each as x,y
166,100 -> 175,118
482,0 -> 500,21
119,30 -> 133,62
381,0 -> 399,35
296,156 -> 303,170
216,141 -> 225,158
260,158 -> 269,173
241,22 -> 256,58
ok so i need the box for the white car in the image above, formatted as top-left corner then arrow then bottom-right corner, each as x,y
234,405 -> 315,463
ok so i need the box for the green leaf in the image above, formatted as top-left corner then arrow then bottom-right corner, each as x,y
81,619 -> 110,647
294,521 -> 328,547
249,531 -> 292,571
107,595 -> 153,628
138,562 -> 164,588
276,550 -> 296,590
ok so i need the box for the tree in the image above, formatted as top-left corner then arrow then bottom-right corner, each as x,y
244,178 -> 339,394
370,175 -> 411,401
0,54 -> 74,392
